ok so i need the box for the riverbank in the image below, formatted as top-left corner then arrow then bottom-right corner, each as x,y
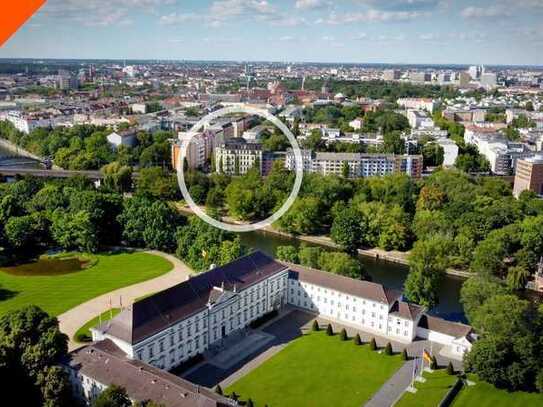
175,204 -> 473,280
0,137 -> 63,170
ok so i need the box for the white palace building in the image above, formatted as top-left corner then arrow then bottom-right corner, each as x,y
68,251 -> 474,406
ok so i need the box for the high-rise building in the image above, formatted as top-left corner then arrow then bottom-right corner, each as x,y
513,154 -> 543,198
468,65 -> 483,80
383,69 -> 401,81
480,72 -> 498,88
458,72 -> 471,87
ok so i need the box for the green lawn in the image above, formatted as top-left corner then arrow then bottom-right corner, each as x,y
396,369 -> 458,407
226,331 -> 404,407
74,308 -> 121,343
452,375 -> 543,407
0,252 -> 173,317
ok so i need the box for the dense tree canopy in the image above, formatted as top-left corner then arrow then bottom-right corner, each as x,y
0,306 -> 75,407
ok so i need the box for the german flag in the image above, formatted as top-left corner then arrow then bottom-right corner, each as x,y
422,349 -> 432,364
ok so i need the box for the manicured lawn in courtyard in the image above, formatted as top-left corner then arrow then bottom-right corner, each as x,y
395,369 -> 458,407
74,308 -> 121,343
451,374 -> 543,407
226,331 -> 404,407
0,252 -> 173,317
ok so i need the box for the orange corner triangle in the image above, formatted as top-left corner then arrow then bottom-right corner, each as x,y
0,0 -> 47,46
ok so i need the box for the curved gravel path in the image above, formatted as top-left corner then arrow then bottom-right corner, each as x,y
58,250 -> 193,351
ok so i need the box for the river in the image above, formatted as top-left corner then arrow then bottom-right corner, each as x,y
238,230 -> 466,322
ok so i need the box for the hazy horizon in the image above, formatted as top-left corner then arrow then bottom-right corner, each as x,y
1,0 -> 543,66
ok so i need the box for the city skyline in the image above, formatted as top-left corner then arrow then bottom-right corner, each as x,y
1,0 -> 543,66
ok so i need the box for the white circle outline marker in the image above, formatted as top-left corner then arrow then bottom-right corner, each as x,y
176,105 -> 304,233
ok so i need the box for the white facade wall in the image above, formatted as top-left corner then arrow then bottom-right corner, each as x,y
94,271 -> 289,372
107,132 -> 136,148
215,146 -> 263,175
67,369 -> 108,405
286,279 -> 417,343
2,112 -> 51,134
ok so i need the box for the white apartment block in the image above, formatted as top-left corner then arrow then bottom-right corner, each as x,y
215,139 -> 262,175
177,131 -> 214,169
397,98 -> 436,113
1,111 -> 52,134
107,130 -> 137,148
349,117 -> 364,130
464,127 -> 532,175
407,110 -> 434,129
131,103 -> 147,114
285,150 -> 423,178
436,138 -> 459,167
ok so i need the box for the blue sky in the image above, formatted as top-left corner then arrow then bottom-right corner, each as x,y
1,0 -> 543,65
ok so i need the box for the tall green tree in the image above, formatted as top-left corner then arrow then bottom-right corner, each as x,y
330,208 -> 364,254
0,306 -> 74,407
92,385 -> 131,407
404,235 -> 452,308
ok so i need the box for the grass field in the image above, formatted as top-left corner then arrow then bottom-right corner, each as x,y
452,375 -> 543,407
0,252 -> 173,317
225,331 -> 404,407
74,308 -> 121,343
396,369 -> 458,407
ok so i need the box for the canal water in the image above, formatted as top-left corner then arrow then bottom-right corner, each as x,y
238,230 -> 466,322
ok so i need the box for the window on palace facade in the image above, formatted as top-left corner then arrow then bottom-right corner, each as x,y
159,340 -> 164,352
149,345 -> 154,358
404,331 -> 408,336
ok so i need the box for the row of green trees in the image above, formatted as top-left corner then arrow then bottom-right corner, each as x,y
276,244 -> 365,279
0,121 -> 172,171
0,175 -> 243,273
460,276 -> 543,392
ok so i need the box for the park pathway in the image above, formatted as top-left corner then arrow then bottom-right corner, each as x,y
365,359 -> 415,407
58,250 -> 193,351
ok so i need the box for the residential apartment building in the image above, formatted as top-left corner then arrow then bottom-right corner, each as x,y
464,127 -> 533,175
1,110 -> 52,134
436,138 -> 459,167
407,110 -> 434,129
397,98 -> 435,113
383,69 -> 401,81
172,131 -> 214,170
75,252 -> 474,405
285,150 -> 423,178
106,130 -> 137,149
215,138 -> 262,175
513,153 -> 543,198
